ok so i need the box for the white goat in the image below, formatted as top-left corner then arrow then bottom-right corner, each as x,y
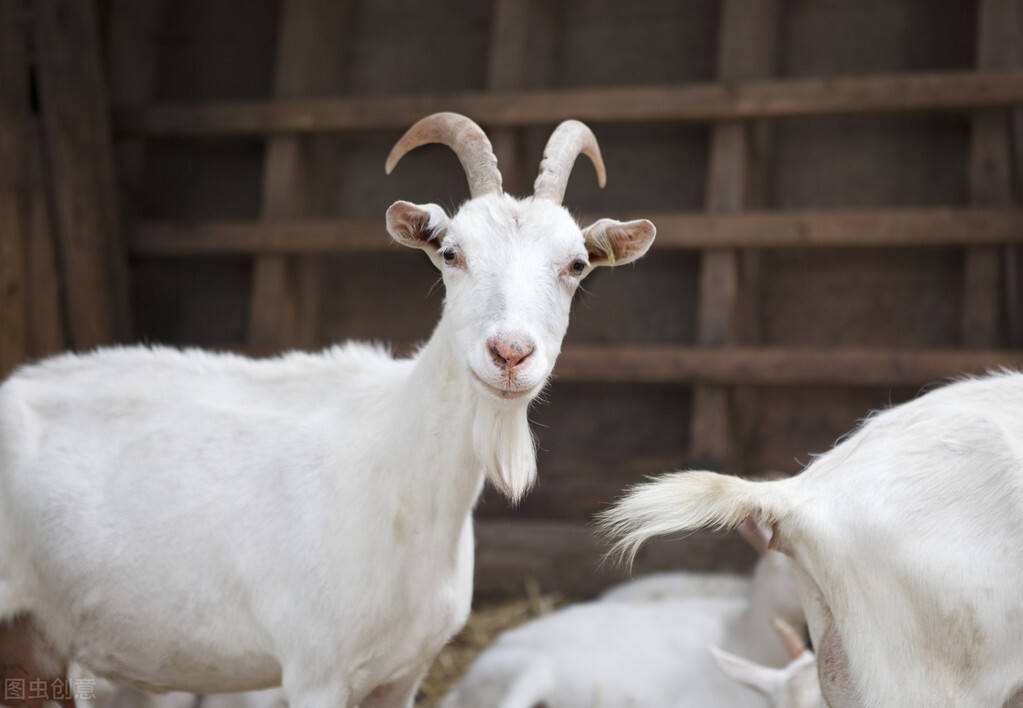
603,371 -> 1023,707
712,617 -> 824,708
441,520 -> 804,708
0,112 -> 656,708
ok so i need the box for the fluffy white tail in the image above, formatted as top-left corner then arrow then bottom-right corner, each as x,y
599,470 -> 794,566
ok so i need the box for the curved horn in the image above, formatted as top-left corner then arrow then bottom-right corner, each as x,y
385,112 -> 502,199
771,617 -> 807,660
533,120 -> 607,204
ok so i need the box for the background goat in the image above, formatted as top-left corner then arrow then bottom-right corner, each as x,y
712,617 -> 823,708
602,371 -> 1023,707
0,112 -> 655,708
441,519 -> 803,707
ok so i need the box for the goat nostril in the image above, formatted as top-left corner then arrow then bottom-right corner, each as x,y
487,336 -> 536,370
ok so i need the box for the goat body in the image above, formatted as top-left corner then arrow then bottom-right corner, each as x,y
604,372 -> 1023,707
0,114 -> 656,708
443,537 -> 804,707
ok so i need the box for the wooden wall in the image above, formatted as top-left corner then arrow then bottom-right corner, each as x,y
5,0 -> 1020,598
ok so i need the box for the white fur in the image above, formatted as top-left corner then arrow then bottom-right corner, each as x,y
0,185 -> 654,708
441,548 -> 803,707
712,646 -> 824,708
75,663 -> 287,708
602,371 -> 1023,707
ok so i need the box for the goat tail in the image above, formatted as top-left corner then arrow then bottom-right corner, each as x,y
598,470 -> 795,568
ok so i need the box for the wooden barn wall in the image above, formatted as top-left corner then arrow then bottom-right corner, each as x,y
113,0 -> 991,593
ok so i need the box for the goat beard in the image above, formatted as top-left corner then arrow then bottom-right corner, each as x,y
471,403 -> 537,504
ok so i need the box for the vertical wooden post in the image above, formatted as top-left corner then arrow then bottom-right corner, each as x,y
0,0 -> 30,376
487,0 -> 557,196
248,0 -> 352,354
104,0 -> 169,221
691,0 -> 782,471
965,0 -> 1021,346
33,0 -> 130,348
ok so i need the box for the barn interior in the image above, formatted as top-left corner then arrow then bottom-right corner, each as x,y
1,3 -> 1022,697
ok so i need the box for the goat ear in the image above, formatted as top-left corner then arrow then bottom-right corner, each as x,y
386,201 -> 450,252
582,218 -> 655,267
709,645 -> 781,696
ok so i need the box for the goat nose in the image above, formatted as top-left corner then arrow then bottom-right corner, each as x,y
487,335 -> 536,370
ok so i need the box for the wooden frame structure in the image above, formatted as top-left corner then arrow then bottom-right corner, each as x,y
2,0 -> 1021,595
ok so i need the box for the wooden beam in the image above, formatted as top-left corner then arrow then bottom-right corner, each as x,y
22,126 -> 65,358
33,0 -> 130,348
130,208 -> 1023,255
473,519 -> 757,599
965,0 -> 1020,347
691,0 -> 782,471
248,0 -> 353,354
0,193 -> 26,378
553,346 -> 1023,387
104,0 -> 169,218
487,0 -> 527,194
114,69 -> 1023,137
0,0 -> 30,376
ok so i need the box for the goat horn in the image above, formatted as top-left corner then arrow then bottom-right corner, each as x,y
386,112 -> 502,199
771,617 -> 807,660
533,120 -> 606,204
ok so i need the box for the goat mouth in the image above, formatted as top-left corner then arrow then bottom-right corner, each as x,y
471,371 -> 533,400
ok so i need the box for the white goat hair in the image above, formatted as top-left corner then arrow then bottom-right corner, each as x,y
603,371 -> 1023,707
441,524 -> 804,708
0,113 -> 656,708
72,664 -> 287,708
598,570 -> 751,603
712,618 -> 824,708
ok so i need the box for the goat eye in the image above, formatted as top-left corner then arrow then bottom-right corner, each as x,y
570,259 -> 587,275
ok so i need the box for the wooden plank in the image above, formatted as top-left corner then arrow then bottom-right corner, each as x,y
0,0 -> 30,376
0,193 -> 26,378
486,0 -> 556,196
553,346 -> 1023,387
692,0 -> 782,470
965,0 -> 1020,347
473,519 -> 757,599
104,0 -> 169,217
487,0 -> 528,194
131,208 -> 1023,255
22,127 -> 65,358
33,0 -> 130,348
114,69 -> 1023,137
249,0 -> 353,354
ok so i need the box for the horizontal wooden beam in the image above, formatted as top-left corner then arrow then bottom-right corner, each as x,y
115,69 -> 1023,137
554,346 -> 1023,386
473,519 -> 757,599
131,208 -> 1023,255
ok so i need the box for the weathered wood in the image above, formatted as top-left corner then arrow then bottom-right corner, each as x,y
104,0 -> 169,215
0,194 -> 26,378
23,132 -> 65,358
131,208 -> 1023,255
553,346 -> 1023,386
487,0 -> 528,194
965,0 -> 1020,347
33,0 -> 130,348
0,0 -> 30,375
692,0 -> 782,470
249,0 -> 354,354
114,68 -> 1023,137
473,519 -> 757,599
